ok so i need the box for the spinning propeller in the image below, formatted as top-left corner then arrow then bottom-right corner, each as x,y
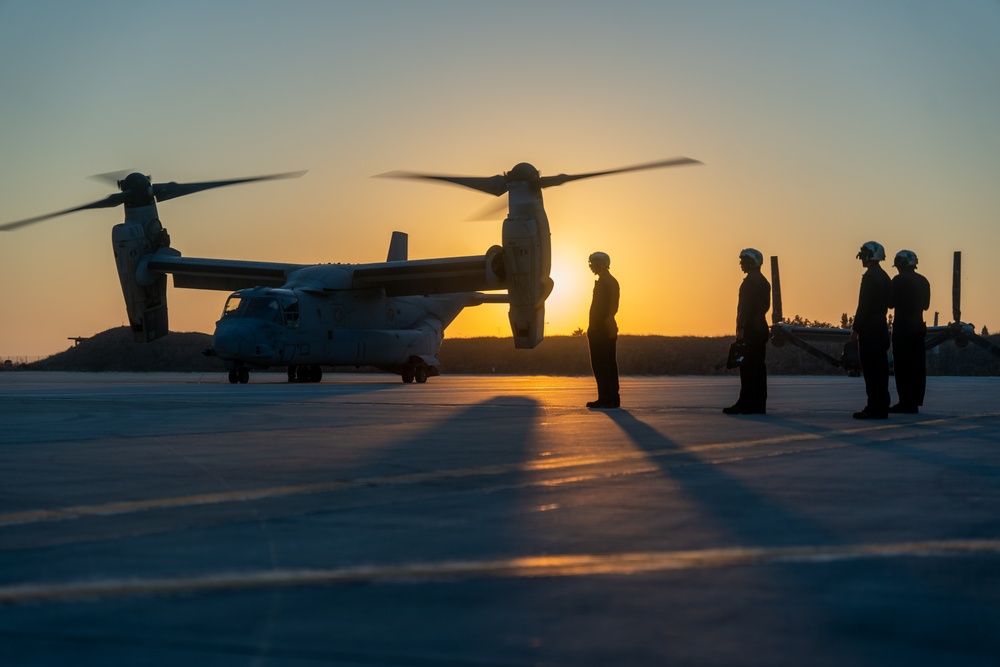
378,157 -> 702,197
0,170 -> 306,231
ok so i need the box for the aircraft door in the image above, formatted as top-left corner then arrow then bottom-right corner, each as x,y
325,302 -> 358,363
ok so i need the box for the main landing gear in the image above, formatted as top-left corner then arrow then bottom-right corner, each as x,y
400,361 -> 431,384
228,367 -> 249,384
287,364 -> 323,383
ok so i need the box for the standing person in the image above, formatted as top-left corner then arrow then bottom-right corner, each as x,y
724,248 -> 770,415
586,251 -> 620,409
889,249 -> 931,413
851,241 -> 892,419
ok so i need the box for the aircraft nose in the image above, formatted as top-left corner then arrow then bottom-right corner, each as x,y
212,322 -> 255,359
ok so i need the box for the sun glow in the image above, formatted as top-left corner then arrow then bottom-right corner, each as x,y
545,248 -> 595,336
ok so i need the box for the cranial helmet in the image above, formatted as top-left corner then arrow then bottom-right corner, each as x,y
856,241 -> 886,262
739,248 -> 763,268
588,251 -> 611,268
893,249 -> 918,269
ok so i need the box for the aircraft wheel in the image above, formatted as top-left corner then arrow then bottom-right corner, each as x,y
287,365 -> 297,383
238,368 -> 250,384
296,365 -> 310,382
415,365 -> 428,384
228,369 -> 239,384
311,366 -> 323,383
401,368 -> 415,383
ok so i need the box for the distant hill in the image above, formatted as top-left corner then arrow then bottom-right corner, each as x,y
26,328 -> 225,373
13,327 -> 999,375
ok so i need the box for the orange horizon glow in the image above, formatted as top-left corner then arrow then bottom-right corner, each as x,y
2,3 -> 999,358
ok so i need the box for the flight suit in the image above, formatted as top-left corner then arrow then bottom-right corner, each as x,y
890,268 -> 931,411
853,263 -> 892,417
734,268 -> 770,413
588,272 -> 620,407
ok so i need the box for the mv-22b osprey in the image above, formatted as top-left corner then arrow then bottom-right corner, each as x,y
2,158 -> 700,383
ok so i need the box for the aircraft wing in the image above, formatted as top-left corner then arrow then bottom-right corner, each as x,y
142,250 -> 305,292
350,252 -> 504,297
143,248 -> 506,296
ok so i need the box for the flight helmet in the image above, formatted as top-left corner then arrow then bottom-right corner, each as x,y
856,241 -> 886,263
893,249 -> 918,269
739,248 -> 763,269
588,251 -> 611,269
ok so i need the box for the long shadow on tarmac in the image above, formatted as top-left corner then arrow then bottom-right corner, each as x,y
606,409 -> 833,548
604,408 -> 1000,664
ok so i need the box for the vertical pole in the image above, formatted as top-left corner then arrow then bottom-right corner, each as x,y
952,251 -> 961,323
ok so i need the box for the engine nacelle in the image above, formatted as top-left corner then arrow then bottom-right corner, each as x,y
502,215 -> 552,349
112,214 -> 170,342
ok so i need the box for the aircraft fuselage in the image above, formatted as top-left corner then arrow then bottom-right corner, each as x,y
211,285 -> 466,373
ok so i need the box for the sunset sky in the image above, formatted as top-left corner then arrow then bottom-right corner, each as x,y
2,1 -> 998,358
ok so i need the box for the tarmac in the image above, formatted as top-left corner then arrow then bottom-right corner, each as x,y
1,371 -> 999,666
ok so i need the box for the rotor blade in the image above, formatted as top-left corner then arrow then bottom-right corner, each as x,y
967,332 -> 1000,359
770,256 -> 783,325
376,171 -> 508,197
783,332 -> 844,368
952,250 -> 961,323
90,169 -> 137,186
537,157 -> 702,189
924,328 -> 952,351
466,196 -> 509,221
153,170 -> 307,203
0,193 -> 126,231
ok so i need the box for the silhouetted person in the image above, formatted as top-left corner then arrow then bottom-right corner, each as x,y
586,251 -> 620,409
851,241 -> 892,419
724,248 -> 770,415
889,249 -> 931,413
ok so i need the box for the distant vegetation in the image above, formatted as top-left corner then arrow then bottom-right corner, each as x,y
4,326 -> 997,376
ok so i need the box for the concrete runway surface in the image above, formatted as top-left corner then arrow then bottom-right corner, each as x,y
1,372 -> 999,666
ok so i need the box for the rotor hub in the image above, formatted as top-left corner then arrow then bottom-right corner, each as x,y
118,172 -> 155,207
506,163 -> 539,182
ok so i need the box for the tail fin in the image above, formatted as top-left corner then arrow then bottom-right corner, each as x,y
387,231 -> 408,262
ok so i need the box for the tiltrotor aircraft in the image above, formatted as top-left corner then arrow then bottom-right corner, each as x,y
1,158 -> 700,383
768,251 -> 1000,372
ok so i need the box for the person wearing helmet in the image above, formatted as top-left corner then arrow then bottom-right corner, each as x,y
723,248 -> 770,415
586,251 -> 620,408
889,249 -> 931,413
850,241 -> 892,419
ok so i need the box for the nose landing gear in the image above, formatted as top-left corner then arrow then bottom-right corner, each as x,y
228,367 -> 250,384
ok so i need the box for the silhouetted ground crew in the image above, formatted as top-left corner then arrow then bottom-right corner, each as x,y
889,249 -> 931,413
724,248 -> 770,415
586,251 -> 620,409
851,241 -> 892,419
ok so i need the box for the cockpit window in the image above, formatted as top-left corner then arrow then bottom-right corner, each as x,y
222,294 -> 245,318
244,297 -> 282,323
223,293 -> 299,327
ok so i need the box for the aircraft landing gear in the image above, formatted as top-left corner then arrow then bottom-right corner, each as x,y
229,367 -> 249,384
401,361 -> 430,384
288,364 -> 323,383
